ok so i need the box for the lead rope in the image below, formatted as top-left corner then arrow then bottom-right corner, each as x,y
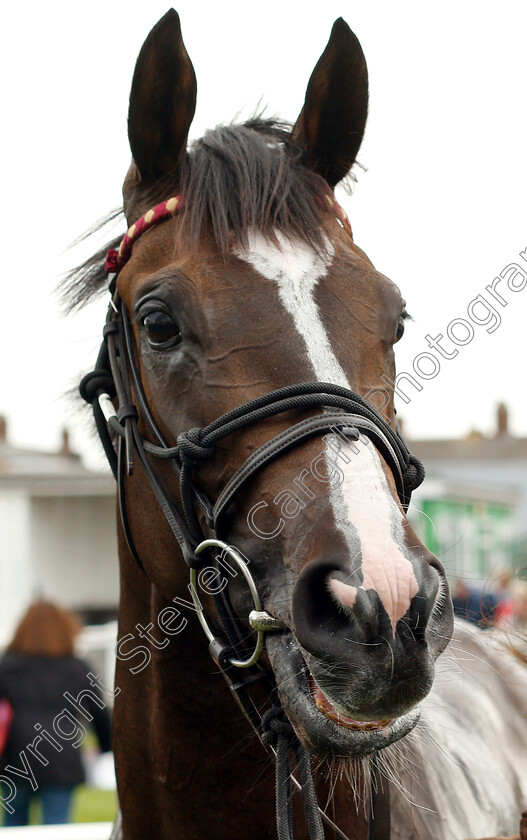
222,656 -> 378,840
260,703 -> 389,840
261,707 -> 325,840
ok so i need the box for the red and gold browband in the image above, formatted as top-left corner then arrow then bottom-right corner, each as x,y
105,195 -> 184,274
105,193 -> 351,276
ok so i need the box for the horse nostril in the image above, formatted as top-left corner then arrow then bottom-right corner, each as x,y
407,569 -> 442,643
292,556 -> 440,659
328,574 -> 380,639
292,559 -> 353,659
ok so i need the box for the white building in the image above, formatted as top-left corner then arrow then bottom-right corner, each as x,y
407,404 -> 527,584
0,418 -> 118,647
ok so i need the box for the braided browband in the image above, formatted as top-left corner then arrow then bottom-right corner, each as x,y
104,193 -> 351,276
105,195 -> 184,274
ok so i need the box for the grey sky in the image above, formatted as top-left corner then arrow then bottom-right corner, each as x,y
2,1 -> 526,468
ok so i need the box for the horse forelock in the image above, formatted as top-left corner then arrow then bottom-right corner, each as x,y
178,118 -> 333,255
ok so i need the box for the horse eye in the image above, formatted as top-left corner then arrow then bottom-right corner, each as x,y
395,308 -> 410,343
142,311 -> 181,347
395,319 -> 405,343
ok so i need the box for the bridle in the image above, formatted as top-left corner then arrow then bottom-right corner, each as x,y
81,193 -> 425,840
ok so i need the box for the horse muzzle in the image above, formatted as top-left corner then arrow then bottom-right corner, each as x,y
266,631 -> 422,757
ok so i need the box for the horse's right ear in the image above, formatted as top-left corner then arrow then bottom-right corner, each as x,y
128,9 -> 197,187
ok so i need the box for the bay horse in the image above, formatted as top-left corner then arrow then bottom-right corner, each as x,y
70,10 -> 527,840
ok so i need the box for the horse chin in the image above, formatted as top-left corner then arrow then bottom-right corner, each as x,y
265,632 -> 421,758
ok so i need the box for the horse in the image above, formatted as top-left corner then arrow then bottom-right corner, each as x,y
67,10 -> 527,840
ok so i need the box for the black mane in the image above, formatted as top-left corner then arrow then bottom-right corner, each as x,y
60,119 -> 333,312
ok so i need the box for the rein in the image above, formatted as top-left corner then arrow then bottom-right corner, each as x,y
81,193 -> 424,840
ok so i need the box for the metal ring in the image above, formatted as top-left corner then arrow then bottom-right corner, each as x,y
191,539 -> 264,669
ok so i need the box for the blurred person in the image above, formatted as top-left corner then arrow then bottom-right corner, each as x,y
494,569 -> 517,627
502,581 -> 527,669
451,578 -> 499,628
494,579 -> 527,628
0,600 -> 112,826
515,585 -> 527,628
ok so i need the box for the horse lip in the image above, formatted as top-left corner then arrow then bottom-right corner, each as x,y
265,631 -> 421,757
309,676 -> 395,731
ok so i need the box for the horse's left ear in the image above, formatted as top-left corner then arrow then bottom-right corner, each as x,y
128,9 -> 197,186
292,18 -> 368,188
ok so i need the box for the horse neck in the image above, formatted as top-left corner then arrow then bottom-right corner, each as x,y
113,534 -> 272,838
113,539 -> 372,840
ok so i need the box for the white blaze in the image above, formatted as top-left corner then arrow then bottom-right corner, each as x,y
235,231 -> 418,634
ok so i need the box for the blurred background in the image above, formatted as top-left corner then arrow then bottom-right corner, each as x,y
1,0 -> 526,829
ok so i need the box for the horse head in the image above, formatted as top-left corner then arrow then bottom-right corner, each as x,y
107,9 -> 454,760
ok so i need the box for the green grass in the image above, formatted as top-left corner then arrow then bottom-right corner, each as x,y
1,786 -> 117,826
71,786 -> 117,823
